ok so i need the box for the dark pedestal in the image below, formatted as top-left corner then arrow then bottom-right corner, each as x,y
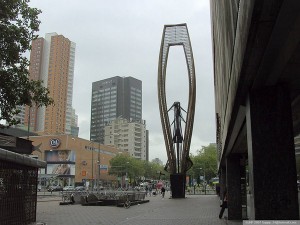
170,173 -> 186,198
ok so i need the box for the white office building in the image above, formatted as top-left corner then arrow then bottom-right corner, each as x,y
104,117 -> 148,161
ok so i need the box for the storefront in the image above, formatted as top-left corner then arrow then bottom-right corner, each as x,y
30,134 -> 125,188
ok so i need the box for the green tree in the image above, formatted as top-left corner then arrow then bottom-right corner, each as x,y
109,155 -> 168,186
143,161 -> 162,180
109,154 -> 131,177
190,143 -> 218,184
0,0 -> 53,127
109,154 -> 145,185
128,158 -> 144,184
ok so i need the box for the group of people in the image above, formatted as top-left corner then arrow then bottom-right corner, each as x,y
144,185 -> 152,196
145,185 -> 166,198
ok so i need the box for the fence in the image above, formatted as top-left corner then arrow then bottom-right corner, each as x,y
186,186 -> 217,195
0,159 -> 39,225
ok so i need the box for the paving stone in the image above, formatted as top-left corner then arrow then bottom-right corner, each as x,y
35,192 -> 243,225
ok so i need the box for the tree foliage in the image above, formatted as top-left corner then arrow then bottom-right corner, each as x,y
0,0 -> 53,127
188,143 -> 218,183
109,155 -> 167,184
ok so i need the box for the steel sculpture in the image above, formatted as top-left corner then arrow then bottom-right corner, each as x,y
158,23 -> 196,198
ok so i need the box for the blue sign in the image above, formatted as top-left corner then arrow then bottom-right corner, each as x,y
99,165 -> 108,171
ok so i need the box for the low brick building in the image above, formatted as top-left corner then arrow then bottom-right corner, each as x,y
29,134 -> 126,188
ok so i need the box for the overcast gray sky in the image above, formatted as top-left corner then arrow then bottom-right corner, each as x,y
29,0 -> 215,164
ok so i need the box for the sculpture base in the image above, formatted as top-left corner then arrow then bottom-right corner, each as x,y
170,173 -> 186,198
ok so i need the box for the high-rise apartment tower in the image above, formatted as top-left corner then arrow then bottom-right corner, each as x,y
90,76 -> 142,143
24,33 -> 76,135
104,117 -> 148,160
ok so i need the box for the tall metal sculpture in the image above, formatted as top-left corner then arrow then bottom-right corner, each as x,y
158,23 -> 196,198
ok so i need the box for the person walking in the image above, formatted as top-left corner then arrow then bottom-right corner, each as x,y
219,190 -> 227,219
145,185 -> 149,196
161,186 -> 166,198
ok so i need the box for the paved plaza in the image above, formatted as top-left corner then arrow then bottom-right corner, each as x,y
34,192 -> 243,225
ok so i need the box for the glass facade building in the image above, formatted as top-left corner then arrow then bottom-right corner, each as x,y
90,76 -> 142,144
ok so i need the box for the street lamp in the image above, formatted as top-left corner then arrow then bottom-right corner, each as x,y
199,167 -> 206,183
97,143 -> 100,192
200,167 -> 206,195
109,165 -> 125,188
96,133 -> 120,192
89,141 -> 94,190
125,161 -> 129,189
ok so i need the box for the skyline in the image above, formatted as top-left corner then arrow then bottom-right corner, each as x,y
28,0 -> 216,163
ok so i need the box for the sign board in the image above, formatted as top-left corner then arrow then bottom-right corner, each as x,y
99,165 -> 108,171
49,138 -> 61,148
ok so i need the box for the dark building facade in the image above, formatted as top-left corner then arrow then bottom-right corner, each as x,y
90,76 -> 142,143
211,0 -> 300,220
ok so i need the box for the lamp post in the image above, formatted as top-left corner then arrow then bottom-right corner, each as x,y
125,161 -> 129,189
200,167 -> 206,195
97,132 -> 120,191
27,106 -> 31,139
97,142 -> 100,192
109,165 -> 125,188
199,167 -> 206,183
89,141 -> 94,191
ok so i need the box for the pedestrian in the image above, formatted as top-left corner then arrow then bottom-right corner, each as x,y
216,185 -> 220,196
161,186 -> 166,198
219,190 -> 227,219
145,185 -> 148,196
71,193 -> 75,204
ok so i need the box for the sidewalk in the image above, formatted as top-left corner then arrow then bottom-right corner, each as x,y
35,192 -> 243,225
37,191 -> 62,202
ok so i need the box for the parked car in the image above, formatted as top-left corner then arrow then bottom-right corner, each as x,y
75,186 -> 85,191
48,185 -> 63,192
63,186 -> 74,191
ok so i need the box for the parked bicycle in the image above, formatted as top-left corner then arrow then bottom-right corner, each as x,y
123,193 -> 131,209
